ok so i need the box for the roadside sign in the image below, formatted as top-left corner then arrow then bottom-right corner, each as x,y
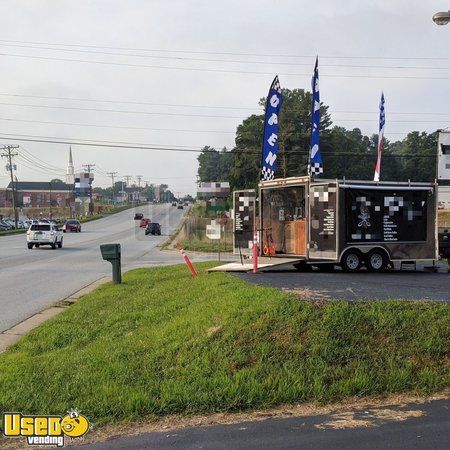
206,220 -> 221,240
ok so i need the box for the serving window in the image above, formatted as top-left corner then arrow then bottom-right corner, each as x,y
260,185 -> 307,255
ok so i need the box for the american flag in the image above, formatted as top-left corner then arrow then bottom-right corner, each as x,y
373,92 -> 385,181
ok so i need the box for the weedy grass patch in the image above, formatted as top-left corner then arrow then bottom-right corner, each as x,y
0,262 -> 448,426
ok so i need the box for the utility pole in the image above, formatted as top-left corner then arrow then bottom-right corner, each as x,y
82,164 -> 95,215
136,175 -> 143,203
107,172 -> 118,204
123,175 -> 132,203
1,145 -> 19,228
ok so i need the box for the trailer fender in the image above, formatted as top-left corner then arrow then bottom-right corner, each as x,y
338,246 -> 391,264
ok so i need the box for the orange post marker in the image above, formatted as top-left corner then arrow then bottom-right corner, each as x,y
176,243 -> 198,277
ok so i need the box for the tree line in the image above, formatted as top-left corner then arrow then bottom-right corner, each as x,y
197,88 -> 437,190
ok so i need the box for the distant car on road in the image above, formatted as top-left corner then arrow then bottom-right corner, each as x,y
145,222 -> 161,235
27,223 -> 63,249
177,204 -> 183,209
134,213 -> 144,220
171,202 -> 177,206
139,218 -> 151,228
62,220 -> 81,233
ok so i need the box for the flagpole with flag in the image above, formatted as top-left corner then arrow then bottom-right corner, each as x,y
261,76 -> 283,181
373,92 -> 385,181
309,57 -> 323,177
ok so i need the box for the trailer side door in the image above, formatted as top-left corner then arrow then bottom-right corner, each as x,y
309,182 -> 338,260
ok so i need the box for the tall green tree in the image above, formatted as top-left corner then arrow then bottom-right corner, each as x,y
197,146 -> 232,182
229,88 -> 332,190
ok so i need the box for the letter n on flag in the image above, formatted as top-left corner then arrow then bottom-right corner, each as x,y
261,76 -> 283,180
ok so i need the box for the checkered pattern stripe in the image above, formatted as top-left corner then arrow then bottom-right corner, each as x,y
310,162 -> 323,175
261,166 -> 275,180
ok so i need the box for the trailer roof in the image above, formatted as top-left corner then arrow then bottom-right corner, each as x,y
259,176 -> 435,189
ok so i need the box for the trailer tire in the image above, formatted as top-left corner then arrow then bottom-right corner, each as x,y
366,249 -> 388,272
341,249 -> 363,272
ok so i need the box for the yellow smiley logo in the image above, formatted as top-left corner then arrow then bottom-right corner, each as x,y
60,411 -> 90,438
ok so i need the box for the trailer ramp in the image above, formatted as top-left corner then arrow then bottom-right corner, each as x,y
208,257 -> 304,273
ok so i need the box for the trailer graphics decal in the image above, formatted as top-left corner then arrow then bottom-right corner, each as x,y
346,189 -> 428,243
309,184 -> 337,259
233,190 -> 256,254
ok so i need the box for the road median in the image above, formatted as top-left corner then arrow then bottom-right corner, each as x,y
0,262 -> 448,437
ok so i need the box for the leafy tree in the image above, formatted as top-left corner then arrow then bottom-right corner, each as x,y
197,146 -> 232,182
229,88 -> 332,190
50,178 -> 64,184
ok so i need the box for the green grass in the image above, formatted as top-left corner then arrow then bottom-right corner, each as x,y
0,228 -> 26,236
0,263 -> 448,428
179,238 -> 233,253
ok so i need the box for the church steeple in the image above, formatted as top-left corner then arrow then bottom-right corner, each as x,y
66,146 -> 75,184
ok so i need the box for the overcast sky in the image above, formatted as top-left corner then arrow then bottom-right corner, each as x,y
0,0 -> 449,194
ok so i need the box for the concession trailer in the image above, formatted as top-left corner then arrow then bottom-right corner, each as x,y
232,176 -> 438,272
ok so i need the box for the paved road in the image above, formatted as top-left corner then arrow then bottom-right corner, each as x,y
73,398 -> 450,449
236,265 -> 450,301
0,204 -> 204,333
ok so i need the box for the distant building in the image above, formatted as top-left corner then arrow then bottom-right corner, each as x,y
1,181 -> 74,208
197,182 -> 230,200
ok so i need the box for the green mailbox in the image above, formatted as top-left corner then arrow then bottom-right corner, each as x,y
100,243 -> 122,284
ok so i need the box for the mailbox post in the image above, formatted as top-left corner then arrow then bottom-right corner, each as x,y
100,243 -> 122,284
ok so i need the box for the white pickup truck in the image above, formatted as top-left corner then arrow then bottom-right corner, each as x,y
27,223 -> 64,249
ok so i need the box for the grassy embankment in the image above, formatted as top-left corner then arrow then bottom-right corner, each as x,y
0,262 -> 448,428
169,203 -> 233,252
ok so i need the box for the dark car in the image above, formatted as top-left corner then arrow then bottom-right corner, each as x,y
62,220 -> 81,233
134,213 -> 144,220
177,204 -> 183,209
145,222 -> 161,235
171,202 -> 177,206
438,227 -> 450,262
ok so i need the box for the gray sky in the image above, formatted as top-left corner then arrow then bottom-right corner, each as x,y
0,0 -> 449,194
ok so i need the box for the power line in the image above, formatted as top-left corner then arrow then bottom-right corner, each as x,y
2,51 -> 450,80
0,38 -> 449,61
0,101 -> 243,119
0,115 -> 447,133
0,132 -> 437,158
1,42 -> 450,70
1,92 -> 449,117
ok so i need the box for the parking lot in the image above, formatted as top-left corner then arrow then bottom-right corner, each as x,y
236,262 -> 450,302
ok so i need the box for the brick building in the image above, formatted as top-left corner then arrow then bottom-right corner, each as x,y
1,181 -> 74,208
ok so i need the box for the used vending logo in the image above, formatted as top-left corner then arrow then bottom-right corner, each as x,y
2,409 -> 90,447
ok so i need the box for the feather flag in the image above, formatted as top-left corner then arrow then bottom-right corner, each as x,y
309,57 -> 323,176
261,76 -> 283,180
373,92 -> 385,181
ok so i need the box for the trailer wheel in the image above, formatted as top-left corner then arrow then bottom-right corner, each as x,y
341,249 -> 362,272
366,249 -> 388,272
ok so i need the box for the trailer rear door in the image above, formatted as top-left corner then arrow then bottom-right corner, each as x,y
233,189 -> 257,255
309,182 -> 338,260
